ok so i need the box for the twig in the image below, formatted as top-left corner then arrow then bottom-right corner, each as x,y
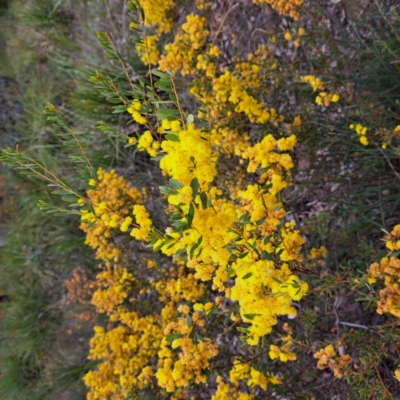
376,144 -> 400,185
340,321 -> 383,337
212,3 -> 239,45
374,364 -> 394,399
216,320 -> 239,341
333,299 -> 341,338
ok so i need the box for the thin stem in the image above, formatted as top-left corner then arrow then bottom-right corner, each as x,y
13,150 -> 83,200
106,33 -> 135,92
212,3 -> 239,45
340,321 -> 383,337
170,76 -> 186,128
52,106 -> 94,178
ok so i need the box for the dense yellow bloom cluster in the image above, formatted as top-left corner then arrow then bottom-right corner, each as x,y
314,344 -> 352,378
137,130 -> 159,157
230,359 -> 281,389
84,314 -> 163,399
160,122 -> 216,187
130,204 -> 153,240
367,225 -> 400,317
85,263 -> 214,397
230,260 -> 307,345
155,13 -> 283,153
152,268 -> 214,393
212,376 -> 255,400
159,14 -> 209,75
146,118 -> 307,348
203,47 -> 283,155
137,34 -> 160,66
242,134 -> 296,190
153,269 -> 205,303
139,0 -> 175,34
211,70 -> 280,124
80,168 -> 142,261
350,123 -> 369,146
156,334 -> 218,392
211,360 -> 281,399
79,167 -> 224,397
197,45 -> 281,125
80,3 -> 321,397
134,0 -> 176,65
253,0 -> 304,20
156,14 -> 287,160
91,264 -> 135,314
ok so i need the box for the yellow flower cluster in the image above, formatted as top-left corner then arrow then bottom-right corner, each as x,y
314,344 -> 352,378
242,134 -> 296,191
160,122 -> 216,188
395,369 -> 400,382
139,0 -> 175,34
152,269 -> 214,393
85,259 -> 213,398
80,166 -> 222,397
137,130 -> 160,157
211,70 -> 280,125
212,360 -> 281,399
212,376 -> 255,400
159,14 -> 209,75
300,75 -> 324,92
269,335 -> 297,362
350,123 -> 369,146
80,4 -> 322,397
91,264 -> 135,314
78,169 -> 171,399
367,225 -> 400,317
80,168 -> 142,261
134,0 -> 176,65
137,34 -> 160,66
156,333 -> 218,392
301,75 -> 340,107
153,269 -> 205,303
309,246 -> 328,259
150,116 -> 308,347
84,314 -> 163,399
384,224 -> 400,251
200,45 -> 284,155
253,0 -> 304,20
127,99 -> 147,125
309,246 -> 328,267
130,204 -> 153,240
230,260 -> 307,345
158,15 -> 284,158
315,91 -> 340,107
